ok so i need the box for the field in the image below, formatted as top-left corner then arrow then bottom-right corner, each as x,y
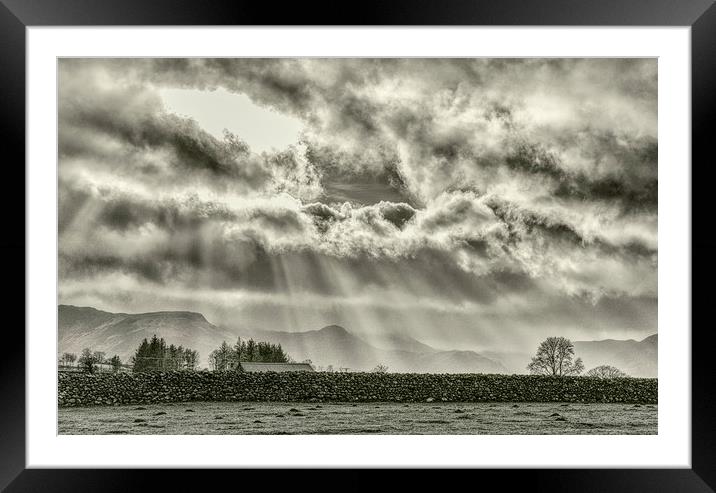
59,401 -> 657,435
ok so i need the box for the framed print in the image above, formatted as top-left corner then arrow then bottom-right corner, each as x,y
3,0 -> 715,489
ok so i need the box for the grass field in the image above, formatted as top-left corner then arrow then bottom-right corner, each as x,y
58,401 -> 657,435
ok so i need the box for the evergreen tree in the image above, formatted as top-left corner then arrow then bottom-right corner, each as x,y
233,337 -> 243,364
168,344 -> 178,370
133,337 -> 199,372
274,344 -> 288,363
211,338 -> 289,371
245,339 -> 256,362
132,338 -> 151,372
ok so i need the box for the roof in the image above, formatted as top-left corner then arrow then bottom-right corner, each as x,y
239,362 -> 315,373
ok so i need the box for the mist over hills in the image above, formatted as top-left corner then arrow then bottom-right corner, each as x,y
233,325 -> 505,373
58,305 -> 505,373
357,332 -> 439,354
484,335 -> 658,377
58,305 -> 236,367
58,305 -> 656,376
574,334 -> 657,378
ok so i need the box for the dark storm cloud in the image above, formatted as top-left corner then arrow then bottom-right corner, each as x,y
67,58 -> 657,211
60,240 -> 275,290
123,58 -> 320,118
486,197 -> 657,260
548,131 -> 658,209
378,202 -> 416,229
59,61 -> 323,201
305,144 -> 412,205
381,98 -> 657,212
59,81 -> 270,185
58,188 -> 523,305
62,177 -> 655,303
99,192 -> 237,233
419,192 -> 492,231
302,202 -> 345,222
58,178 -> 237,235
58,58 -> 658,341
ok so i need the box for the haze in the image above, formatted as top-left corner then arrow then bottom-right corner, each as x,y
58,58 -> 657,353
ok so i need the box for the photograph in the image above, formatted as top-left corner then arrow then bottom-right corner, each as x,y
57,57 -> 658,436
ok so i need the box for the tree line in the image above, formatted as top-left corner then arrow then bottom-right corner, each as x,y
60,349 -> 123,373
61,334 -> 630,378
61,336 -> 200,373
132,335 -> 199,372
209,337 -> 289,371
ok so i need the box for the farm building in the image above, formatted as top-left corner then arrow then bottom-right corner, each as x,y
238,362 -> 315,373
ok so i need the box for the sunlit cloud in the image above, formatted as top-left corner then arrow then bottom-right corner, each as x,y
58,58 -> 658,350
160,87 -> 305,153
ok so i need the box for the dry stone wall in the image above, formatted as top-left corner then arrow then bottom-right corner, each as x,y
59,371 -> 657,407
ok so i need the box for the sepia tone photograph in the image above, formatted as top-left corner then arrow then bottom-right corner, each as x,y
57,58 -> 657,435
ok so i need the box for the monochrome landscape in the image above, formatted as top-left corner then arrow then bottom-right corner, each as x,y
58,58 -> 658,435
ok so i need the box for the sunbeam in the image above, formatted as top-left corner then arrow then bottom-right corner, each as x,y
58,58 -> 658,375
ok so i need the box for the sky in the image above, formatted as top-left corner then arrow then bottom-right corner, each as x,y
58,58 -> 657,352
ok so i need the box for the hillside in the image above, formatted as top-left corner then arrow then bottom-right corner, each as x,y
357,332 -> 439,354
58,305 -> 653,375
481,334 -> 657,377
234,325 -> 506,373
235,325 -> 388,370
58,305 -> 505,373
574,334 -> 657,378
58,305 -> 235,366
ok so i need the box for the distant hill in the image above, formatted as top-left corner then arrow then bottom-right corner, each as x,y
481,350 -> 533,375
235,325 -> 386,370
58,305 -> 505,373
234,325 -> 506,373
357,332 -> 439,354
58,305 -> 235,366
407,350 -> 507,374
574,334 -> 657,378
58,305 -> 653,375
482,334 -> 657,377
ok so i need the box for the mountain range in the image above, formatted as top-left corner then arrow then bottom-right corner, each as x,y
58,305 -> 236,367
57,305 -> 656,376
574,334 -> 657,378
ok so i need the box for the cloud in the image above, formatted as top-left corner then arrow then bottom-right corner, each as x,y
57,58 -> 658,343
59,61 -> 323,201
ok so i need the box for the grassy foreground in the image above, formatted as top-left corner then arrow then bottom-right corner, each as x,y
59,401 -> 657,435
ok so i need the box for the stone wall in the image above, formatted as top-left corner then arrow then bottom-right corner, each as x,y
58,371 -> 657,407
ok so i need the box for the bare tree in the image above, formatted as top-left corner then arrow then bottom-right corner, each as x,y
586,365 -> 628,378
92,351 -> 106,365
527,337 -> 584,376
372,364 -> 389,373
60,352 -> 76,367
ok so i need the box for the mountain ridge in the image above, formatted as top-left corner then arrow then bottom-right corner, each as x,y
57,305 -> 655,376
58,305 -> 505,373
573,333 -> 657,378
226,322 -> 506,373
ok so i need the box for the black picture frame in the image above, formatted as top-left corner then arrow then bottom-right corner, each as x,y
2,0 -> 714,490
